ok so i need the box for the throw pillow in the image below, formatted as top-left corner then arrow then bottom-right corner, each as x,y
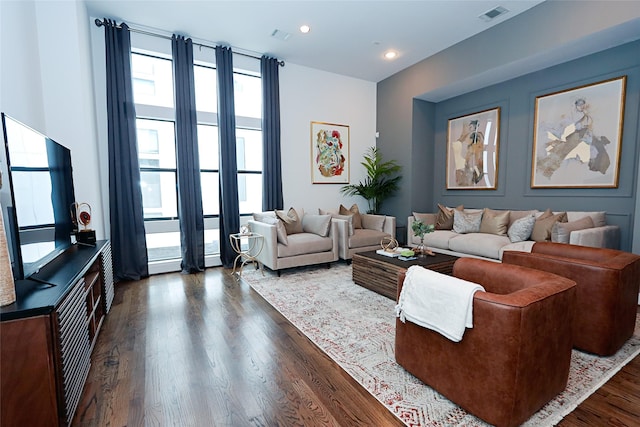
252,211 -> 276,222
452,210 -> 483,234
361,214 -> 385,232
566,211 -> 606,227
413,212 -> 437,225
276,207 -> 304,235
507,213 -> 536,243
435,204 -> 464,230
330,213 -> 354,236
302,214 -> 332,237
531,211 -> 567,242
551,216 -> 595,244
259,216 -> 288,245
508,210 -> 538,228
339,204 -> 362,229
479,208 -> 510,235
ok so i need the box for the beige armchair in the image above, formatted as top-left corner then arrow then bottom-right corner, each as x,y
248,209 -> 339,275
330,213 -> 396,262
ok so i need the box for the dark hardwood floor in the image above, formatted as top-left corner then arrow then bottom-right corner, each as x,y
73,267 -> 639,426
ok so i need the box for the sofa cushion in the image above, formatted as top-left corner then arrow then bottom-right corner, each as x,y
277,233 -> 333,257
361,214 -> 385,231
349,228 -> 387,248
552,216 -> 595,244
499,241 -> 536,260
260,216 -> 289,245
479,208 -> 510,235
435,204 -> 463,230
253,212 -> 288,245
253,211 -> 276,221
423,230 -> 458,250
531,210 -> 567,242
508,210 -> 538,228
339,204 -> 362,229
413,212 -> 437,225
566,211 -> 606,227
320,209 -> 354,236
276,207 -> 304,234
302,214 -> 332,237
507,213 -> 536,243
453,210 -> 482,234
449,233 -> 511,260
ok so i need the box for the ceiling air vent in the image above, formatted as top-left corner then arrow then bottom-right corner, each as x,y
271,29 -> 291,41
479,6 -> 509,22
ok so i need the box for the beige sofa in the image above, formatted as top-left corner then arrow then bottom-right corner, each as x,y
319,207 -> 396,261
407,205 -> 620,262
248,208 -> 339,274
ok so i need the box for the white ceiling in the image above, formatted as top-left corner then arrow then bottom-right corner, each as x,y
83,0 -> 546,82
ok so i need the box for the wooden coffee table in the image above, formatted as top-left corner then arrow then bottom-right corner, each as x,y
352,250 -> 459,300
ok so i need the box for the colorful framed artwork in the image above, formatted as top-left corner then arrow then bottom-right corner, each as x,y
311,121 -> 350,184
531,76 -> 626,188
446,107 -> 500,190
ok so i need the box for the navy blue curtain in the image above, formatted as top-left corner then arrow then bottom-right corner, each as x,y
215,46 -> 240,267
260,56 -> 284,211
172,35 -> 205,273
102,19 -> 149,281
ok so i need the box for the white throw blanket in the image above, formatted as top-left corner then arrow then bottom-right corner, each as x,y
395,265 -> 485,342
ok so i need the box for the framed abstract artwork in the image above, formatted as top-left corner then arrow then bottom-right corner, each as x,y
311,121 -> 349,184
446,107 -> 500,190
531,76 -> 626,188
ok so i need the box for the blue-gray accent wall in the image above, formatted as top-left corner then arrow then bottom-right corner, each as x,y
378,39 -> 640,252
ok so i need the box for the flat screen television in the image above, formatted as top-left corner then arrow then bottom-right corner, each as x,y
0,113 -> 76,281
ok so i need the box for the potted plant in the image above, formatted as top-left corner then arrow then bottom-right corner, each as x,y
339,147 -> 402,214
411,219 -> 435,256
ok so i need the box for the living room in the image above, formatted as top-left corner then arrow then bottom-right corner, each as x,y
3,1 -> 640,258
1,1 -> 640,426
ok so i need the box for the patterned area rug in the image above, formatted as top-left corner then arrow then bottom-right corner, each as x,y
241,264 -> 640,426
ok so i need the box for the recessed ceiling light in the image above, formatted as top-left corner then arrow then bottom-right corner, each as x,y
384,50 -> 398,60
300,25 -> 311,34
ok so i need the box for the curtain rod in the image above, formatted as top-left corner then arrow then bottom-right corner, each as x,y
94,18 -> 285,67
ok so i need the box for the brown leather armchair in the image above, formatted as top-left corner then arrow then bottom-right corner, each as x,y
502,242 -> 640,356
395,258 -> 576,427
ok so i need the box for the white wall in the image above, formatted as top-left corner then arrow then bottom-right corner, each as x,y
1,0 -> 105,240
279,63 -> 377,214
3,1 -> 378,249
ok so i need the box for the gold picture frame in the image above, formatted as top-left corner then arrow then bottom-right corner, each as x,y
446,107 -> 500,190
310,121 -> 350,184
531,76 -> 626,188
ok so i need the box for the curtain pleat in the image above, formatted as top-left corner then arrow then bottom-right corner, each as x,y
215,46 -> 240,268
172,35 -> 205,273
260,56 -> 284,211
103,20 -> 149,281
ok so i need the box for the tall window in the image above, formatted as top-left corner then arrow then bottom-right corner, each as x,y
130,38 -> 263,268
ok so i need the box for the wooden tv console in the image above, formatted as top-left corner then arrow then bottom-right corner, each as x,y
0,240 -> 114,426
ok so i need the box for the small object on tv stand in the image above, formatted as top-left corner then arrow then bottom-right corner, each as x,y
76,230 -> 97,246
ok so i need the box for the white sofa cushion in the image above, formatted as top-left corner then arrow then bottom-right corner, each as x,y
423,230 -> 459,249
302,214 -> 332,237
277,232 -> 333,257
449,233 -> 511,260
361,214 -> 385,231
349,228 -> 388,248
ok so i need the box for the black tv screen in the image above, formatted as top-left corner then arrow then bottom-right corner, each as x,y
0,113 -> 76,281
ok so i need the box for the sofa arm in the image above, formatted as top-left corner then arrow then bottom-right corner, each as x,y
331,218 -> 349,260
569,225 -> 620,249
247,220 -> 278,270
328,219 -> 340,261
383,215 -> 396,238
